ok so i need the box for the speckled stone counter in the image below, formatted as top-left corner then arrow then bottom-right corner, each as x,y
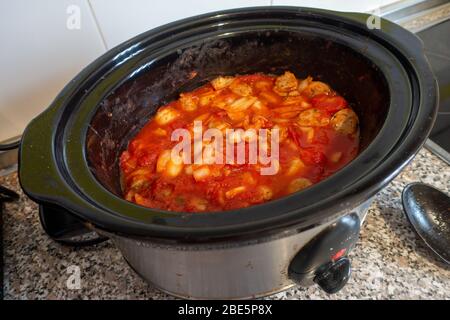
1,148 -> 449,299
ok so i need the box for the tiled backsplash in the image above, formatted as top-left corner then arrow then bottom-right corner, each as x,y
272,0 -> 399,12
0,0 -> 399,142
0,0 -> 105,142
90,0 -> 271,49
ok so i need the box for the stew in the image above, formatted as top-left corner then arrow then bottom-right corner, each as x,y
120,72 -> 359,212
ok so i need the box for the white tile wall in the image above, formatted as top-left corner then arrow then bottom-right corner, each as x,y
89,0 -> 271,49
0,0 -> 106,142
0,0 -> 401,142
271,0 -> 400,12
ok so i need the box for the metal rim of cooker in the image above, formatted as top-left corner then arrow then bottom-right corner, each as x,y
18,6 -> 438,242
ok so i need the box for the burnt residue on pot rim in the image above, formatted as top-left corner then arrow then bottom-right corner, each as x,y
18,6 -> 438,242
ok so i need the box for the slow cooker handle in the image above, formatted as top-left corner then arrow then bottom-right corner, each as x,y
19,102 -> 109,246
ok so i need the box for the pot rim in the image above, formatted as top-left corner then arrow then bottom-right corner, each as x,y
19,6 -> 438,242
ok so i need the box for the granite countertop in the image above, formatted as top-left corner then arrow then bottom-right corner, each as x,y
2,6 -> 450,300
2,148 -> 449,299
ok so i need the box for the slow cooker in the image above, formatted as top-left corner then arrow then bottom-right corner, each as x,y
19,7 -> 437,299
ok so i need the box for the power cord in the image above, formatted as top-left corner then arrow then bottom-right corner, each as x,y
0,139 -> 20,151
0,185 -> 20,203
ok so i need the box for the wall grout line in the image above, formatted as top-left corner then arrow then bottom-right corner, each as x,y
86,0 -> 108,50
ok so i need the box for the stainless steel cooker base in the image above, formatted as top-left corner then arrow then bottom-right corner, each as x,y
106,200 -> 370,299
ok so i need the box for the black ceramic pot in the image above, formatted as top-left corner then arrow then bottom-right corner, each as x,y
19,7 -> 437,298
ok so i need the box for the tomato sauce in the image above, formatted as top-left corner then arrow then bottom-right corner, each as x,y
120,72 -> 359,212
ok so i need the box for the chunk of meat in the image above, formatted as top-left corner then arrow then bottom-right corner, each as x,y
251,114 -> 272,129
156,150 -> 184,178
211,76 -> 235,90
225,186 -> 246,199
330,108 -> 359,135
250,99 -> 270,115
226,96 -> 258,113
229,81 -> 253,96
282,95 -> 312,109
188,197 -> 208,211
329,151 -> 342,163
208,118 -> 231,133
285,157 -> 305,176
198,91 -> 216,107
298,76 -> 312,93
154,106 -> 180,125
259,91 -> 283,105
152,128 -> 167,136
193,166 -> 211,182
258,185 -> 273,200
297,108 -> 330,127
212,91 -> 239,109
179,93 -> 198,112
272,105 -> 305,119
302,81 -> 331,97
274,71 -> 298,93
227,111 -> 246,122
288,178 -> 312,193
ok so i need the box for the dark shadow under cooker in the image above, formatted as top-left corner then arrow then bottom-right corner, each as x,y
19,7 -> 437,298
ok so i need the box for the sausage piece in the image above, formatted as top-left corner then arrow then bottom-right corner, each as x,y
330,108 -> 359,135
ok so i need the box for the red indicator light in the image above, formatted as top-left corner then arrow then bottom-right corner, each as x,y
332,248 -> 347,261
